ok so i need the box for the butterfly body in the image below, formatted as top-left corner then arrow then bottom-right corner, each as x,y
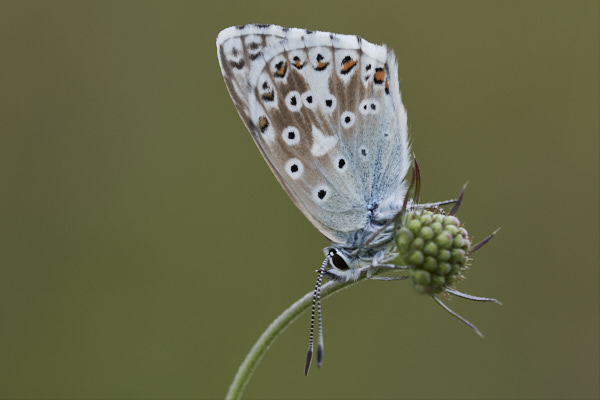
217,24 -> 411,281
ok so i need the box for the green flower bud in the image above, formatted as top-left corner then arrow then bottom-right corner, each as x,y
407,250 -> 424,265
394,210 -> 473,295
407,219 -> 421,235
435,232 -> 453,249
431,274 -> 446,290
411,237 -> 425,250
438,249 -> 451,262
396,227 -> 414,251
423,241 -> 438,256
451,249 -> 466,264
419,226 -> 434,241
419,213 -> 432,226
453,234 -> 466,249
423,256 -> 438,272
445,224 -> 459,237
437,262 -> 452,275
431,222 -> 443,235
451,263 -> 461,275
443,216 -> 460,227
411,269 -> 431,286
445,273 -> 458,284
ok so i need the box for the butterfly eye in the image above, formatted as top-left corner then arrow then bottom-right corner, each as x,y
328,249 -> 349,271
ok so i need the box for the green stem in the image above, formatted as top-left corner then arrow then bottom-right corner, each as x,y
225,275 -> 366,400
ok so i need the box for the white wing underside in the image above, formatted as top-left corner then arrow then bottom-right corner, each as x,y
217,25 -> 410,245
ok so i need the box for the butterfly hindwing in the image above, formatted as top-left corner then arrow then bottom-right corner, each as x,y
217,25 -> 410,245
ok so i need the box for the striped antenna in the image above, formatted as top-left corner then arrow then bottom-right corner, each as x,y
304,255 -> 328,375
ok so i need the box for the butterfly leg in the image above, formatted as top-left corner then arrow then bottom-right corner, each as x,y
370,251 -> 410,269
367,251 -> 411,281
367,275 -> 409,281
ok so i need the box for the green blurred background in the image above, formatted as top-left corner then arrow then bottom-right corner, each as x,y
1,1 -> 598,398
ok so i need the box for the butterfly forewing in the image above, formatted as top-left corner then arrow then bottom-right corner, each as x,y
217,25 -> 410,245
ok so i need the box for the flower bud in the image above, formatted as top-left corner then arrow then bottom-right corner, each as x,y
395,210 -> 472,294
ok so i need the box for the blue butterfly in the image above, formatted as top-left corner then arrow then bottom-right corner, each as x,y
217,24 -> 498,375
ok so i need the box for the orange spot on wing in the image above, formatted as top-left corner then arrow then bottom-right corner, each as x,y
341,59 -> 357,74
258,116 -> 269,133
274,61 -> 287,77
261,91 -> 274,102
374,68 -> 385,84
316,61 -> 329,71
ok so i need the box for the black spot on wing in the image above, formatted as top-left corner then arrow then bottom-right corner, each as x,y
230,60 -> 245,70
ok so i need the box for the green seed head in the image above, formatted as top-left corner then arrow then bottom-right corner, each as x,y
395,210 -> 472,294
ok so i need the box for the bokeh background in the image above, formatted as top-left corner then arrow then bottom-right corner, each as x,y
1,1 -> 598,399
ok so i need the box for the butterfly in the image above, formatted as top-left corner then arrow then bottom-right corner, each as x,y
216,24 -> 497,375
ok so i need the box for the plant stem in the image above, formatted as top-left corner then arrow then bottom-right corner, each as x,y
225,276 -> 365,400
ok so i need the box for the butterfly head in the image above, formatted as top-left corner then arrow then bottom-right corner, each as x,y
323,247 -> 362,282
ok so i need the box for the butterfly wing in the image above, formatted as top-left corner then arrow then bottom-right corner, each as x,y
217,25 -> 411,245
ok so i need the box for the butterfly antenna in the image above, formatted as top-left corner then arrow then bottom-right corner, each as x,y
316,262 -> 325,368
448,182 -> 468,216
305,256 -> 328,376
469,228 -> 500,255
432,295 -> 484,338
